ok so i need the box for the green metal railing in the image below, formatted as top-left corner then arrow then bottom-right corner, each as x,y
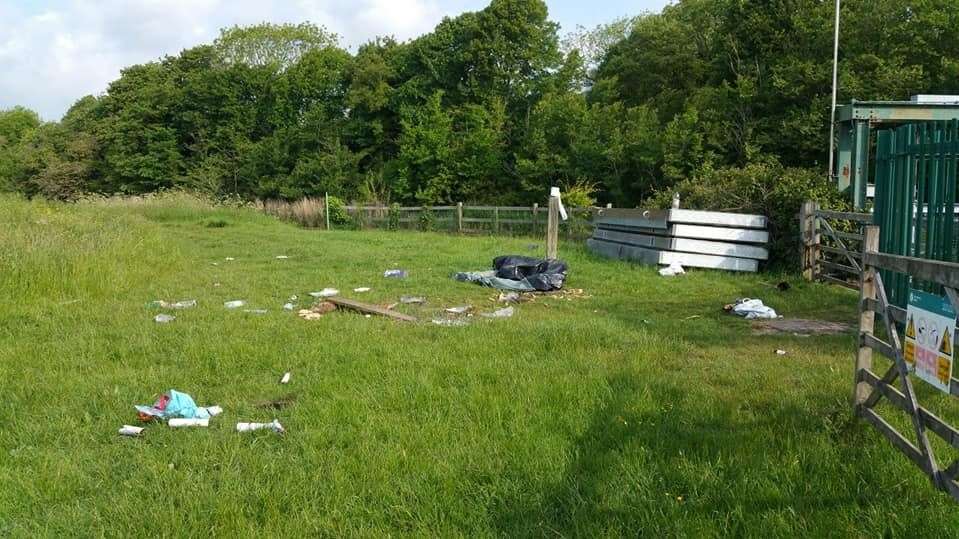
873,120 -> 959,307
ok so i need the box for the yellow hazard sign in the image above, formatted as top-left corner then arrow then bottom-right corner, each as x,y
906,315 -> 916,339
941,330 -> 953,357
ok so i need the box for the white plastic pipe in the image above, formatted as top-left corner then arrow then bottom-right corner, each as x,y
236,419 -> 285,434
168,418 -> 209,428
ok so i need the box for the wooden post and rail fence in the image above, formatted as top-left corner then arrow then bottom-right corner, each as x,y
800,200 -> 874,290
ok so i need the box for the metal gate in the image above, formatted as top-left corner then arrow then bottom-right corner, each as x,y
873,121 -> 959,307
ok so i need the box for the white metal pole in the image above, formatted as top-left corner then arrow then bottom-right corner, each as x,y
827,0 -> 841,180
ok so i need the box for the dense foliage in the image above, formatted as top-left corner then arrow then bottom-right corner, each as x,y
2,0 -> 959,214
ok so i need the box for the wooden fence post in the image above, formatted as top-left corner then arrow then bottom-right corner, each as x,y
855,225 -> 880,411
546,196 -> 559,260
800,200 -> 820,280
457,202 -> 463,233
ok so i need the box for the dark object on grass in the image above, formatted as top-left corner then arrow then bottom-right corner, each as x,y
777,281 -> 791,291
256,394 -> 297,410
454,255 -> 567,292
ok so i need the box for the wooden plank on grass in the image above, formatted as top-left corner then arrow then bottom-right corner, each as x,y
326,297 -> 417,322
591,228 -> 769,260
587,239 -> 759,272
668,209 -> 767,229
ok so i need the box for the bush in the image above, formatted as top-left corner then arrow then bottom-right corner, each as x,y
325,195 -> 352,226
418,207 -> 436,231
646,160 -> 850,269
387,203 -> 401,231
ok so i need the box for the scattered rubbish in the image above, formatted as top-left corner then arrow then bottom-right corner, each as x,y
256,395 -> 296,410
751,318 -> 852,336
327,297 -> 417,322
236,419 -> 285,434
169,418 -> 209,428
432,318 -> 469,327
280,372 -> 291,384
297,302 -> 337,320
283,302 -> 295,311
682,315 -> 701,321
213,282 -> 221,287
354,287 -> 371,293
498,292 -> 520,303
118,425 -> 144,437
400,295 -> 426,304
482,306 -> 514,318
309,288 -> 339,298
275,255 -> 289,259
243,309 -> 268,315
154,314 -> 175,323
445,305 -> 472,314
726,298 -> 778,320
225,257 -> 235,261
383,269 -> 408,279
776,349 -> 788,356
211,262 -> 219,266
147,299 -> 196,310
455,255 -> 567,291
224,300 -> 246,309
135,390 -> 221,422
365,314 -> 372,318
659,262 -> 685,277
289,294 -> 298,301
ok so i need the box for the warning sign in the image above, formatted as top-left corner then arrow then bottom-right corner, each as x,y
905,290 -> 957,394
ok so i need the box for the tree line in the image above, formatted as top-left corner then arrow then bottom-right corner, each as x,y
2,0 -> 959,211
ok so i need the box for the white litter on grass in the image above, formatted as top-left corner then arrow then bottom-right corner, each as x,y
354,287 -> 371,293
119,425 -> 144,437
224,300 -> 246,309
168,418 -> 209,428
225,257 -> 235,261
383,269 -> 407,278
776,349 -> 787,356
482,306 -> 514,318
236,419 -> 285,434
283,302 -> 295,311
275,255 -> 289,259
154,314 -> 175,323
445,305 -> 472,314
730,298 -> 778,320
400,295 -> 426,304
244,309 -> 268,314
289,294 -> 298,301
205,406 -> 224,417
170,299 -> 196,309
432,318 -> 469,327
498,292 -> 520,303
659,262 -> 685,277
280,372 -> 291,384
309,288 -> 339,298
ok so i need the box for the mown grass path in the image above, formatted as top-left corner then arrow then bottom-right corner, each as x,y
2,195 -> 957,537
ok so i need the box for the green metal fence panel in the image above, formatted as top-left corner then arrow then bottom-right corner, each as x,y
873,120 -> 959,307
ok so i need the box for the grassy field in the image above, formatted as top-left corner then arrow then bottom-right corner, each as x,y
1,193 -> 958,537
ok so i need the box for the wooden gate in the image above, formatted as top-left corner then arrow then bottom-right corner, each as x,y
856,225 -> 959,499
800,201 -> 873,289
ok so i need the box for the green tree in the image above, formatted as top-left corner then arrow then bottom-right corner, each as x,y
214,22 -> 339,71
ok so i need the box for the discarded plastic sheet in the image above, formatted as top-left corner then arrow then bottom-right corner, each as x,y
432,318 -> 469,327
169,418 -> 209,428
224,300 -> 246,309
445,305 -> 472,314
119,425 -> 144,437
775,349 -> 787,356
275,255 -> 289,259
309,288 -> 339,298
283,302 -> 295,311
482,306 -> 514,318
280,372 -> 291,384
659,262 -> 685,277
384,269 -> 408,279
154,314 -> 175,323
236,419 -> 285,434
135,390 -> 221,421
400,295 -> 426,304
148,299 -> 196,310
244,309 -> 268,314
455,255 -> 567,292
728,298 -> 778,320
354,287 -> 371,293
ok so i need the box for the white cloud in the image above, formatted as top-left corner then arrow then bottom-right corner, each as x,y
0,0 -> 486,120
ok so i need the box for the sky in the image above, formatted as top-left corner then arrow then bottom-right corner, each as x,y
0,0 -> 671,120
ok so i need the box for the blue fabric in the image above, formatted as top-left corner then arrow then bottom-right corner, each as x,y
135,389 -> 211,419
